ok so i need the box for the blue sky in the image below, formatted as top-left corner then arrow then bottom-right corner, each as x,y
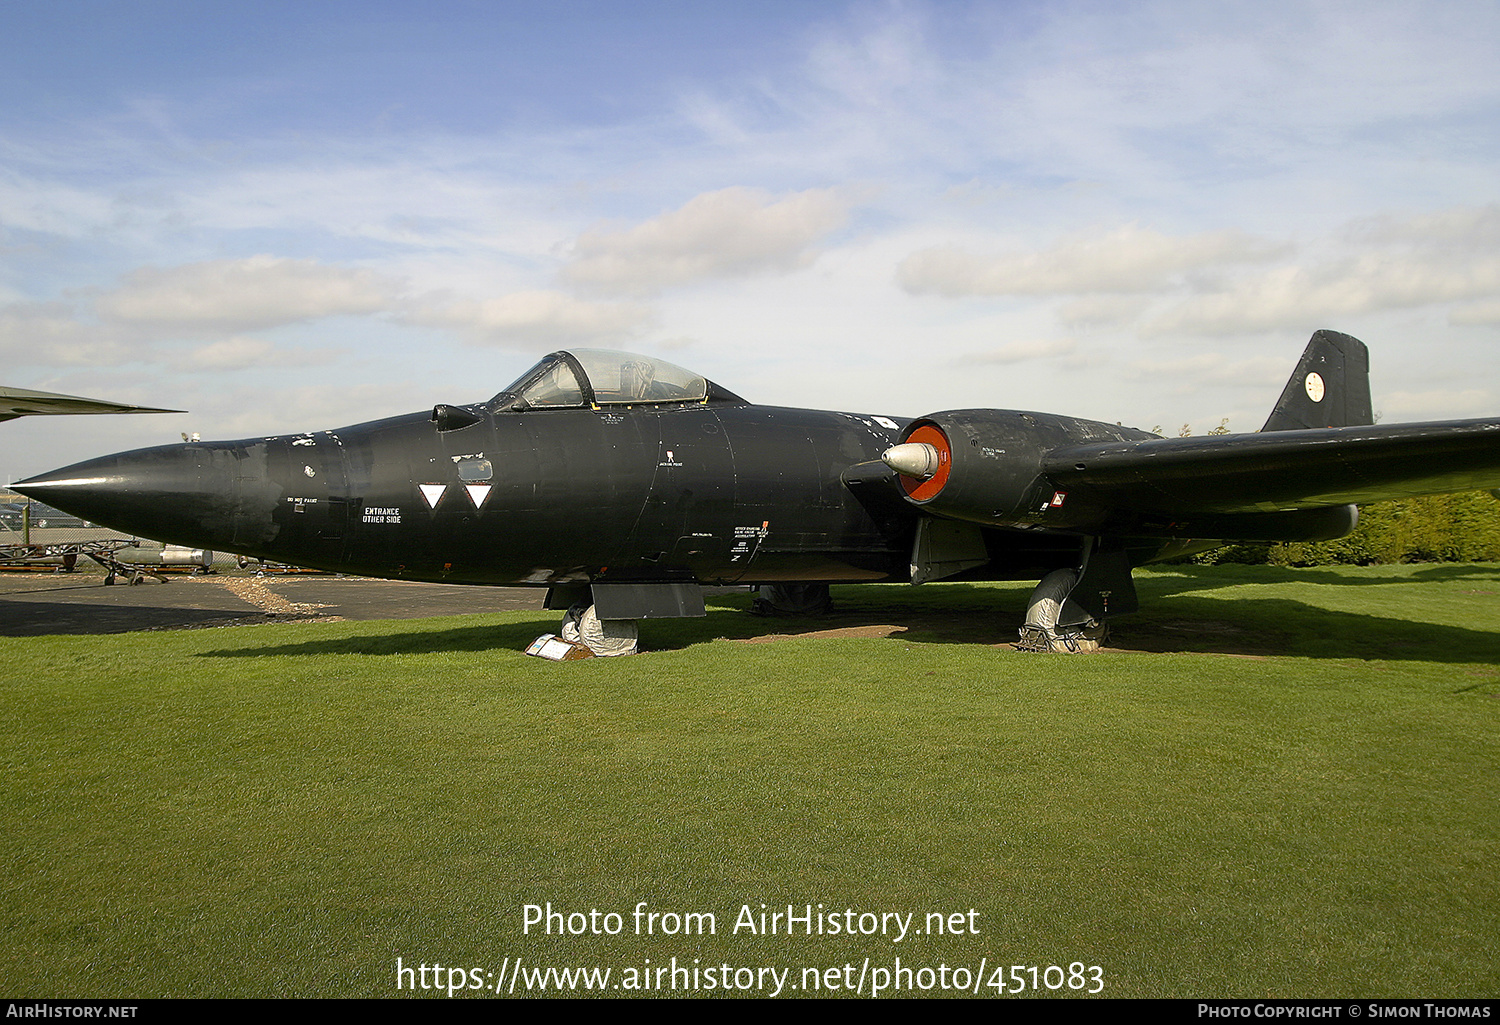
4,0 -> 1498,481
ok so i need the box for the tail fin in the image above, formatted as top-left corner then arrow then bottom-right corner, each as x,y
1261,330 -> 1373,432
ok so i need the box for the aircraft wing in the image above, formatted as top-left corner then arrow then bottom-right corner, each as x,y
1042,417 -> 1500,515
884,332 -> 1499,543
0,386 -> 183,423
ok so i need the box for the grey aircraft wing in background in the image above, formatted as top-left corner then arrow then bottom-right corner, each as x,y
1,385 -> 182,423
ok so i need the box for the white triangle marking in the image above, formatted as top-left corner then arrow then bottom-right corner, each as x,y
419,483 -> 447,508
465,483 -> 492,508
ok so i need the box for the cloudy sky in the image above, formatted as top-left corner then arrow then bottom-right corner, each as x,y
3,0 -> 1498,483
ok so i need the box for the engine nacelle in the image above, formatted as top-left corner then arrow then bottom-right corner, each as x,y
884,410 -> 1364,543
883,410 -> 1091,529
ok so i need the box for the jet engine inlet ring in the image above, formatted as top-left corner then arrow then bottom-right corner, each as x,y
898,424 -> 953,501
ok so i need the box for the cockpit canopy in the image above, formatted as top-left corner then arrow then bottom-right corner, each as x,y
489,349 -> 744,411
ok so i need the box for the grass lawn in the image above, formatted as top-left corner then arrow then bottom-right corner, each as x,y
2,564 -> 1496,998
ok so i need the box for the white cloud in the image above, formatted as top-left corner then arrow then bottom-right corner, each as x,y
1057,295 -> 1153,328
184,336 -> 343,371
1146,251 -> 1500,335
1450,300 -> 1500,325
1381,387 -> 1493,420
406,289 -> 654,347
197,381 -> 431,439
0,257 -> 403,370
803,4 -> 934,107
1124,352 -> 1288,388
1344,203 -> 1500,248
0,170 -> 118,237
561,186 -> 852,294
0,301 -> 132,366
897,225 -> 1288,297
962,338 -> 1077,365
185,337 -> 276,370
94,256 -> 399,332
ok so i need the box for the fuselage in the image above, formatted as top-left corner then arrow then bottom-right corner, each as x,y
287,400 -> 923,585
19,402 -> 924,586
15,347 -> 1215,589
17,397 -> 1184,588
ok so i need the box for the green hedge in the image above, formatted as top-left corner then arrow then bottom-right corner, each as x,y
1191,491 -> 1500,566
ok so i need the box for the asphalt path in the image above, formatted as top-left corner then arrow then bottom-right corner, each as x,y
0,571 -> 547,636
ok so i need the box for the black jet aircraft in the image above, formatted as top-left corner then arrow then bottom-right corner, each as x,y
15,331 -> 1500,652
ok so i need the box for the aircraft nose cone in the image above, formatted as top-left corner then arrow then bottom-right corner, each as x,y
12,462 -> 120,506
881,442 -> 940,480
16,451 -> 175,528
14,441 -> 271,551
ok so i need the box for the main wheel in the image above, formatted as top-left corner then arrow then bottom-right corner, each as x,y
1018,569 -> 1107,653
559,603 -> 639,657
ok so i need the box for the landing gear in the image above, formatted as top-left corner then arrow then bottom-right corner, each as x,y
560,603 -> 639,657
1017,569 -> 1108,653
